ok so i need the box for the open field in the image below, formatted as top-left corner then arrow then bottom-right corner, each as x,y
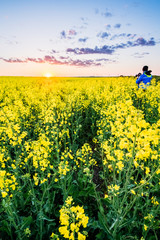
0,76 -> 160,240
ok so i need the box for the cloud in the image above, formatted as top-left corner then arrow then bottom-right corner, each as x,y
113,37 -> 156,50
0,35 -> 19,45
78,37 -> 88,43
0,55 -> 101,67
97,32 -> 110,39
0,37 -> 156,69
6,40 -> 19,45
27,58 -> 44,63
80,17 -> 88,27
68,29 -> 77,36
66,45 -> 114,55
103,9 -> 112,17
95,8 -> 112,17
134,37 -> 156,46
110,33 -> 137,40
59,56 -> 69,60
96,58 -> 116,63
60,30 -> 66,39
70,59 -> 101,67
60,29 -> 77,39
95,8 -> 99,14
133,52 -> 150,58
66,37 -> 156,55
38,49 -> 46,52
126,34 -> 137,39
114,24 -> 121,29
51,49 -> 57,54
105,24 -> 111,29
0,58 -> 27,63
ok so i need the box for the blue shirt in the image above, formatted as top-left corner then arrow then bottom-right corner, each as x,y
136,72 -> 152,89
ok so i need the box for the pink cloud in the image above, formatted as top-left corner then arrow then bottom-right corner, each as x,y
0,55 -> 101,67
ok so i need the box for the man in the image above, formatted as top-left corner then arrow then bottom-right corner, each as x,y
136,65 -> 152,89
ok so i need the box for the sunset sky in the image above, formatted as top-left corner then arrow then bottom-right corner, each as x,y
0,0 -> 160,77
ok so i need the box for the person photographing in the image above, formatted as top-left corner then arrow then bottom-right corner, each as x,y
136,65 -> 152,89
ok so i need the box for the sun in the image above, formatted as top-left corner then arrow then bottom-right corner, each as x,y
44,73 -> 52,78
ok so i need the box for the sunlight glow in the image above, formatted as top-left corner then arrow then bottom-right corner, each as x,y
44,73 -> 52,78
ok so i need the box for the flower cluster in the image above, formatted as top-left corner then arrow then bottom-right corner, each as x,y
59,196 -> 89,240
0,170 -> 18,198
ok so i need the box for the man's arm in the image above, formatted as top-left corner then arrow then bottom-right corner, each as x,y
136,75 -> 143,84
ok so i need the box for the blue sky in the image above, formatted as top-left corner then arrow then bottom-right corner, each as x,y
0,0 -> 160,76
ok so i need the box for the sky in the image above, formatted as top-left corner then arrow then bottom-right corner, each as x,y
0,0 -> 160,77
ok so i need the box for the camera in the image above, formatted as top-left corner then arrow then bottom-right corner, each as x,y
135,73 -> 141,78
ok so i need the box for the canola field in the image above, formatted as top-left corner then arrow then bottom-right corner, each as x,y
0,76 -> 160,240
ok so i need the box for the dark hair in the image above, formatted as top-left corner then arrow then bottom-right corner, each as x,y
142,65 -> 148,72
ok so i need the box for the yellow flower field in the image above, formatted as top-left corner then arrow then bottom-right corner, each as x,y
0,76 -> 160,240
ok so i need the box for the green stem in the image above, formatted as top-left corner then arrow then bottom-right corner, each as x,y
153,230 -> 158,240
29,179 -> 38,212
112,137 -> 137,236
61,177 -> 67,201
92,183 -> 112,237
101,147 -> 108,188
119,137 -> 136,210
39,184 -> 47,240
5,203 -> 22,240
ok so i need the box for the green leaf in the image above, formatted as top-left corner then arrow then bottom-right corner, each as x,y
0,220 -> 11,236
98,212 -> 108,233
21,216 -> 33,230
40,216 -> 55,222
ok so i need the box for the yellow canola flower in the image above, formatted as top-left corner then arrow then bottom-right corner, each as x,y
104,194 -> 109,199
140,179 -> 146,185
114,185 -> 120,191
114,150 -> 124,161
40,178 -> 47,184
134,160 -> 139,168
59,196 -> 89,239
65,196 -> 73,206
59,226 -> 70,238
144,214 -> 154,221
81,215 -> 89,228
145,167 -> 150,175
119,138 -> 130,150
0,170 -> 17,196
24,227 -> 31,237
58,161 -> 70,176
156,169 -> 160,175
151,196 -> 159,206
116,161 -> 124,171
78,232 -> 86,240
50,232 -> 60,239
144,224 -> 148,231
130,189 -> 136,195
1,191 -> 8,198
70,223 -> 79,232
33,174 -> 39,186
108,184 -> 120,195
0,170 -> 6,189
